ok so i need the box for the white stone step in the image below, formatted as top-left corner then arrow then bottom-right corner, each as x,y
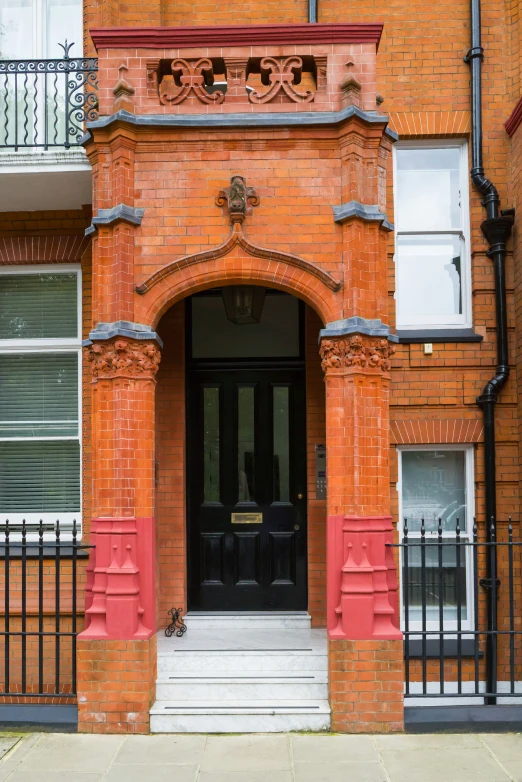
155,673 -> 328,701
183,612 -> 311,630
157,651 -> 327,674
150,700 -> 331,733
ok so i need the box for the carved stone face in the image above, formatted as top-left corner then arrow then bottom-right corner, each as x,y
228,177 -> 247,213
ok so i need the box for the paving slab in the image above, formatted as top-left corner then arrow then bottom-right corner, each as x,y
104,764 -> 199,782
114,734 -> 206,766
291,734 -> 379,763
375,733 -> 483,750
15,733 -> 124,773
200,735 -> 291,772
198,773 -> 293,782
480,732 -> 522,761
380,746 -> 511,782
294,761 -> 388,782
6,772 -> 101,782
0,738 -> 19,761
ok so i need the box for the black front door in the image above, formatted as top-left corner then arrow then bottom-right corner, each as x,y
187,367 -> 307,611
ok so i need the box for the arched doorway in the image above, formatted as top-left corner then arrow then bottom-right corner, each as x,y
186,286 -> 307,611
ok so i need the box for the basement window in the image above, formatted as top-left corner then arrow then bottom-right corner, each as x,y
393,141 -> 471,330
0,265 -> 82,540
397,446 -> 475,633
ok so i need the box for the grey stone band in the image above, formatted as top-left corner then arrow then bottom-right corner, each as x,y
86,107 -> 398,140
85,204 -> 145,236
320,316 -> 398,342
333,201 -> 394,232
83,320 -> 163,349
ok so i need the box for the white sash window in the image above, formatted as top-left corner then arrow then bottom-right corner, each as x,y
394,141 -> 471,329
0,265 -> 81,535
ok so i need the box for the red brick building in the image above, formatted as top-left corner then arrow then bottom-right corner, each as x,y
0,0 -> 521,734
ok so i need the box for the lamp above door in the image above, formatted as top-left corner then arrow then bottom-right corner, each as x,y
221,286 -> 266,325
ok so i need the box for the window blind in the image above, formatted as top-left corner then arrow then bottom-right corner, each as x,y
0,352 -> 78,437
0,440 -> 80,513
0,273 -> 78,339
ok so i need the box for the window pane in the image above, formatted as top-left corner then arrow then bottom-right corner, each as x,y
46,0 -> 82,58
0,440 -> 80,513
0,0 -> 33,59
406,544 -> 468,622
0,273 -> 78,339
203,387 -> 220,503
402,450 -> 467,533
192,292 -> 300,359
396,234 -> 462,322
396,147 -> 461,231
237,386 -> 255,502
0,353 -> 78,437
273,386 -> 290,502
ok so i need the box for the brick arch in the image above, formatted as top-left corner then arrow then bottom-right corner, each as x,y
135,247 -> 343,328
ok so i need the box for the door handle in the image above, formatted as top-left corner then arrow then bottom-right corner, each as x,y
297,493 -> 304,500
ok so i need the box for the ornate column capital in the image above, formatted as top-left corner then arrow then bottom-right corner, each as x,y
319,333 -> 395,375
87,337 -> 161,380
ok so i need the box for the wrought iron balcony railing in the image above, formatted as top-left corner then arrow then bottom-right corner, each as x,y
0,42 -> 98,151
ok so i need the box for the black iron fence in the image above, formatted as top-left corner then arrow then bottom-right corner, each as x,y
0,42 -> 98,150
389,517 -> 522,704
0,519 -> 90,699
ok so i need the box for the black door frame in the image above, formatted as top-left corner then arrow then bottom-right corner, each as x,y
185,290 -> 308,612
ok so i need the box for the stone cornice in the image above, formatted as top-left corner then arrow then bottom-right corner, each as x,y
85,204 -> 145,236
91,23 -> 383,50
320,317 -> 398,342
85,106 -> 397,139
332,201 -> 393,232
84,321 -> 163,348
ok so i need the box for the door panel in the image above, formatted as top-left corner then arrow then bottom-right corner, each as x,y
187,368 -> 307,611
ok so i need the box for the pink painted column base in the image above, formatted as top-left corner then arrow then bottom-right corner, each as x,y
327,514 -> 402,640
80,516 -> 156,641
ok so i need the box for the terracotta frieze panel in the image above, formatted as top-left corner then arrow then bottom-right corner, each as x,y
159,58 -> 225,106
248,56 -> 315,104
319,334 -> 395,374
87,338 -> 161,379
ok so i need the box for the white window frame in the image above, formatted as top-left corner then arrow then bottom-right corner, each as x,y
393,139 -> 472,330
0,263 -> 82,536
396,444 -> 475,633
0,0 -> 84,60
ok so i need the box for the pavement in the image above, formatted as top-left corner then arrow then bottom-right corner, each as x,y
1,731 -> 522,781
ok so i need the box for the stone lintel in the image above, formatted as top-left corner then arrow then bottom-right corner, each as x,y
83,320 -> 163,348
332,201 -> 394,231
320,316 -> 398,342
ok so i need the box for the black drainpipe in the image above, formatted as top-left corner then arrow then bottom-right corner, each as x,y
465,0 -> 514,703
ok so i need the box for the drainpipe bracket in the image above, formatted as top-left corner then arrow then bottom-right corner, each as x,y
480,215 -> 514,248
464,46 -> 484,63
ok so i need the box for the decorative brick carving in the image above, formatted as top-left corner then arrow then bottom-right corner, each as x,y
315,55 -> 328,93
159,58 -> 225,105
88,339 -> 161,379
146,59 -> 161,98
216,175 -> 260,224
112,63 -> 135,113
249,56 -> 314,104
224,57 -> 249,100
340,60 -> 362,108
319,335 -> 395,374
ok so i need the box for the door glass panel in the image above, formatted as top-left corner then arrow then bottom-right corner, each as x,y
237,386 -> 255,502
203,387 -> 220,502
273,386 -> 290,502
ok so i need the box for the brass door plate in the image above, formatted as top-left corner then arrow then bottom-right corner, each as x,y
231,512 -> 263,524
